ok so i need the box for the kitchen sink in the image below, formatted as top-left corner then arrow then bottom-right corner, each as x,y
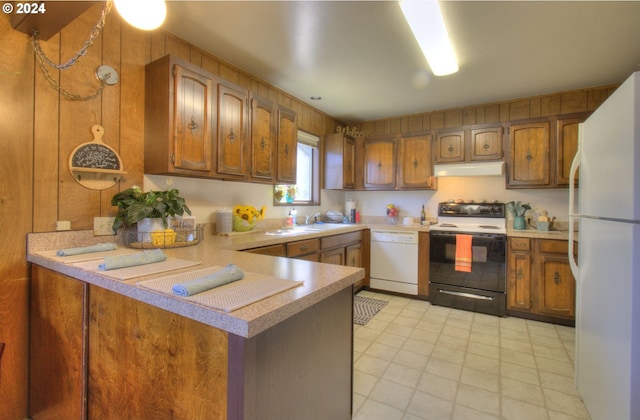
264,224 -> 347,235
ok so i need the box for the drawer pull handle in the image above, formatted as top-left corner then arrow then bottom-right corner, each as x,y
554,271 -> 561,284
448,145 -> 454,152
300,245 -> 308,251
187,117 -> 199,134
439,289 -> 494,301
516,267 -> 523,280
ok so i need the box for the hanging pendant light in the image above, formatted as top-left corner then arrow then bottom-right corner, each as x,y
113,0 -> 167,30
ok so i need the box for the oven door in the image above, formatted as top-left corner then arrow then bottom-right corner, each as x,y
429,231 -> 506,292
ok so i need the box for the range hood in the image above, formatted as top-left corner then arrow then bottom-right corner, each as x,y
433,161 -> 504,177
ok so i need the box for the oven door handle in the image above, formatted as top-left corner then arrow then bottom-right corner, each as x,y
438,289 -> 495,301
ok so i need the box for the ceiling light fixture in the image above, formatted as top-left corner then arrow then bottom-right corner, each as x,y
114,0 -> 167,30
399,0 -> 458,76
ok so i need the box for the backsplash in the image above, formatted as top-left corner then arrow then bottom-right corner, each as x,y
146,174 -> 571,228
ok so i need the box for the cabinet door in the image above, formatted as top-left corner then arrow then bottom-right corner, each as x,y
508,121 -> 550,187
345,243 -> 362,268
471,126 -> 503,161
173,64 -> 214,172
217,81 -> 249,178
363,137 -> 396,189
398,134 -> 434,189
249,93 -> 276,182
536,256 -> 575,318
507,250 -> 533,312
435,130 -> 465,163
324,133 -> 354,190
321,247 -> 345,265
556,117 -> 582,185
277,106 -> 298,183
343,136 -> 356,189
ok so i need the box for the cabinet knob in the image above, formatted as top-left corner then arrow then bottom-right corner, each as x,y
483,142 -> 490,149
187,117 -> 199,134
228,128 -> 235,143
413,158 -> 418,168
516,267 -> 523,280
526,151 -> 534,161
284,144 -> 289,156
377,161 -> 382,169
448,145 -> 454,152
260,136 -> 266,150
554,271 -> 561,284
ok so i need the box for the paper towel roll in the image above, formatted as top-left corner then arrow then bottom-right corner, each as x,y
345,199 -> 356,214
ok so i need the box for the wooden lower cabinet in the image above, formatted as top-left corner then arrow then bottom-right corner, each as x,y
507,237 -> 575,325
30,266 -> 86,420
29,266 -> 353,420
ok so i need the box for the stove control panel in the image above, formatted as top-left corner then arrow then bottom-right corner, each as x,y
438,202 -> 505,218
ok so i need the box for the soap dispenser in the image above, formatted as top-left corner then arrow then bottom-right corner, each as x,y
291,208 -> 297,226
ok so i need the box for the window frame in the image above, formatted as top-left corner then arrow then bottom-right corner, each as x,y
273,130 -> 320,207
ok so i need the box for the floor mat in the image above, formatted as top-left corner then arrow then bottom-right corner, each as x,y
353,295 -> 388,325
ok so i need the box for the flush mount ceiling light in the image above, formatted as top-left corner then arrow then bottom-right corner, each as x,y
399,0 -> 458,76
114,0 -> 166,30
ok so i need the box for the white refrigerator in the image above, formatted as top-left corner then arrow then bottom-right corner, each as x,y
569,71 -> 640,420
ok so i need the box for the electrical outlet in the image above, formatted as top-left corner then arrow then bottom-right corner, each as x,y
94,217 -> 115,236
56,221 -> 71,231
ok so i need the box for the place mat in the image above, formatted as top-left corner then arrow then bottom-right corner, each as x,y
37,247 -> 141,264
137,266 -> 303,312
72,258 -> 202,280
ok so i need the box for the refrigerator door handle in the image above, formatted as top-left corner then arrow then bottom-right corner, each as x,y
568,125 -> 582,279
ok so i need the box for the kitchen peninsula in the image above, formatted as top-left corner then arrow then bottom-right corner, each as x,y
27,228 -> 364,420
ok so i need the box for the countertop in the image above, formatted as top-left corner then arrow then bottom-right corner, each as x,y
26,222 -> 574,338
27,227 -> 365,338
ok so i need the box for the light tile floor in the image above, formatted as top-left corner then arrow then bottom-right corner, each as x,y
353,290 -> 591,420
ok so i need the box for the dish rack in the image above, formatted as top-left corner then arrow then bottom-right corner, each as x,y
121,224 -> 205,249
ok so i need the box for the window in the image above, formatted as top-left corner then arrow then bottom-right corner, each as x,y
274,131 -> 320,206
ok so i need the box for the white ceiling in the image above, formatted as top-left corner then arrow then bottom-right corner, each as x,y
163,1 -> 640,123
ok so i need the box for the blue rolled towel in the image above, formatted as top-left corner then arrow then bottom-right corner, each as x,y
57,242 -> 118,257
172,264 -> 244,297
99,249 -> 167,271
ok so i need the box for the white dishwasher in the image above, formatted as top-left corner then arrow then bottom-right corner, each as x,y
369,229 -> 419,295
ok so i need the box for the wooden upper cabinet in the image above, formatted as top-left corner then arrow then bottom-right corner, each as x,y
217,80 -> 249,179
249,93 -> 276,182
363,136 -> 396,190
435,130 -> 465,163
145,55 -> 215,176
508,121 -> 550,187
470,126 -> 503,161
324,132 -> 355,190
397,134 -> 435,189
556,116 -> 585,185
276,106 -> 298,184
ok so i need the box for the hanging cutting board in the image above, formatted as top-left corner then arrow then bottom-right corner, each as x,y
68,125 -> 126,190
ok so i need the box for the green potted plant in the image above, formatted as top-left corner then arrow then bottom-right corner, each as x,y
506,201 -> 531,230
111,185 -> 191,233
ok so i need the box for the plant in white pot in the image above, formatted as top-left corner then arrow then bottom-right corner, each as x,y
111,186 -> 191,241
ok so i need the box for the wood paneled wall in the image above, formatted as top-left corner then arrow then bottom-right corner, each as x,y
356,85 -> 618,136
0,4 -> 339,418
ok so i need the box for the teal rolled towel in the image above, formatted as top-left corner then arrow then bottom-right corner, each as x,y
57,242 -> 118,257
99,249 -> 166,271
172,264 -> 244,297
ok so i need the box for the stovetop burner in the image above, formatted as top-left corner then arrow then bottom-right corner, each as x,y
432,202 -> 507,234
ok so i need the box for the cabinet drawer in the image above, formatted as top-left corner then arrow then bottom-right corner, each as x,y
245,244 -> 286,257
287,238 -> 320,257
321,231 -> 362,250
510,237 -> 531,251
537,239 -> 568,255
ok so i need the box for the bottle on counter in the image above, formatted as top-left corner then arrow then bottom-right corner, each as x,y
291,208 -> 297,226
420,205 -> 426,223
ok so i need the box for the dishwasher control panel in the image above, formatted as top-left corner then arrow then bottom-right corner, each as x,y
370,230 -> 419,244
